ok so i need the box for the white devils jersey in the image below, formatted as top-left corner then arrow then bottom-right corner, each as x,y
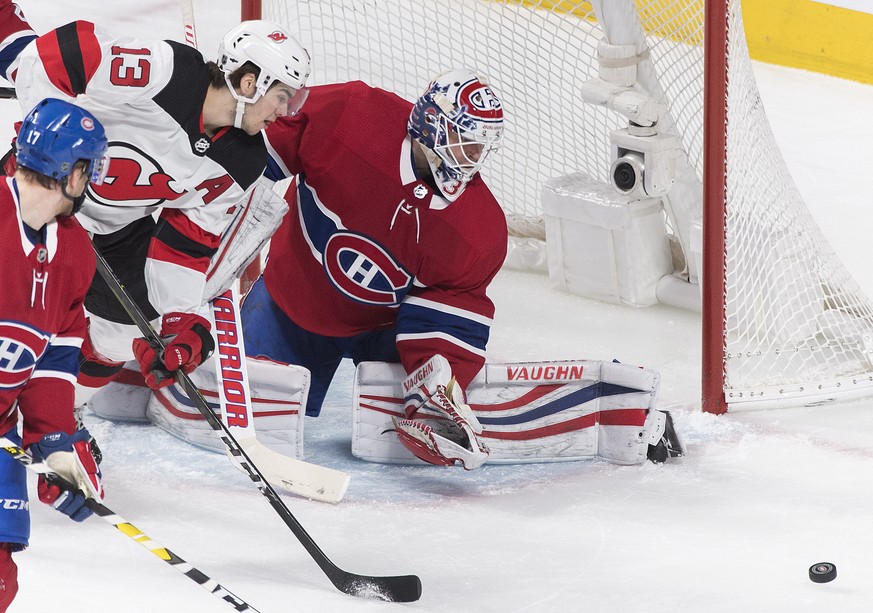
12,21 -> 267,315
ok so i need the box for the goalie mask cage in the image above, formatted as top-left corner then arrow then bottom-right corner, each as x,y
241,0 -> 873,413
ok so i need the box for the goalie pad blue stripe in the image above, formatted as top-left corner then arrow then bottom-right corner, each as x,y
166,384 -> 220,411
476,383 -> 643,427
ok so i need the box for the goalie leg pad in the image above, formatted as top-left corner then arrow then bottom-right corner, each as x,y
354,359 -> 666,465
88,363 -> 152,422
146,356 -> 308,458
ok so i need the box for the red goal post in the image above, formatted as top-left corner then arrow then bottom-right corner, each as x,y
240,0 -> 873,414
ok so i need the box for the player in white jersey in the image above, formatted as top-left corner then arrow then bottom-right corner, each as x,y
0,3 -> 311,398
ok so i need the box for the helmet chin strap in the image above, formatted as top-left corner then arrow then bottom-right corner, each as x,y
60,177 -> 86,215
233,98 -> 247,129
224,74 -> 262,130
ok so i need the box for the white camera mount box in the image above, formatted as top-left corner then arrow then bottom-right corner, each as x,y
610,126 -> 680,200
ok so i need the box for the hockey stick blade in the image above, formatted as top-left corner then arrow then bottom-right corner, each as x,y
180,4 -> 348,504
0,438 -> 260,612
92,245 -> 422,602
235,436 -> 350,504
209,287 -> 350,503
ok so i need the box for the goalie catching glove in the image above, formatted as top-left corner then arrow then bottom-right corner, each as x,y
29,430 -> 104,522
132,312 -> 215,389
392,355 -> 489,470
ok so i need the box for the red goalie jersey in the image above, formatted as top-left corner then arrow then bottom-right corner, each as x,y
0,178 -> 94,447
262,81 -> 508,388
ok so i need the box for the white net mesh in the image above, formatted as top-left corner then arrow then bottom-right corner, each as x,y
723,0 -> 873,402
258,0 -> 873,407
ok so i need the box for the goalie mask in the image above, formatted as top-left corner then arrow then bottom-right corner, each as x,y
217,20 -> 311,127
408,69 -> 504,202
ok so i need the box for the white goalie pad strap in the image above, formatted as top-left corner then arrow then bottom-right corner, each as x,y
401,354 -> 453,413
203,178 -> 289,302
144,356 -> 309,458
353,359 -> 660,465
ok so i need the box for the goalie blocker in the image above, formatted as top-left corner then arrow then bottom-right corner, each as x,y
354,359 -> 683,465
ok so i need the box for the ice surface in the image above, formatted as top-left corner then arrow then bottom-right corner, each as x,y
3,1 -> 873,611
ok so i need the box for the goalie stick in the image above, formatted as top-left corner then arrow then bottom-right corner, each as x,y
92,244 -> 422,602
178,0 -> 348,504
209,287 -> 350,503
0,437 -> 259,612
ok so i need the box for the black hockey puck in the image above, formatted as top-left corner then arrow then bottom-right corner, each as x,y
808,562 -> 837,583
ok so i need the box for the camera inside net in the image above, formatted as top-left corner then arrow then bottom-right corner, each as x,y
609,129 -> 679,199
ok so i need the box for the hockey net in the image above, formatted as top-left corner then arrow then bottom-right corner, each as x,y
243,0 -> 873,411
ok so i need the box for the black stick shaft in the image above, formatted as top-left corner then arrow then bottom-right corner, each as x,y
0,439 -> 259,611
92,244 -> 421,602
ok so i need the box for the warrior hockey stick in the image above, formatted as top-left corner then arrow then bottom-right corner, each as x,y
176,1 -> 348,502
209,286 -> 350,503
0,437 -> 259,612
92,246 -> 423,602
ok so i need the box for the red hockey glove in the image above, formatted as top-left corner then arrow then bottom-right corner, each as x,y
132,312 -> 215,389
30,430 -> 104,522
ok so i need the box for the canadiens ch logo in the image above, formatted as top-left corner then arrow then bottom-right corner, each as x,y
457,79 -> 503,121
323,232 -> 412,306
0,322 -> 50,389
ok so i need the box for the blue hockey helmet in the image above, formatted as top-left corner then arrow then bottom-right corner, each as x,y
16,98 -> 109,185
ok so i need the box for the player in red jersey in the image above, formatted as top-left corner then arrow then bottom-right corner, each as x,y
0,98 -> 108,611
242,69 -> 506,469
0,2 -> 311,400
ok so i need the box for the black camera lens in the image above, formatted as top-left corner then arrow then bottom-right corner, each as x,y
613,161 -> 638,192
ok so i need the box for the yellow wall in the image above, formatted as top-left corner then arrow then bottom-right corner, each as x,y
744,0 -> 873,84
507,0 -> 872,84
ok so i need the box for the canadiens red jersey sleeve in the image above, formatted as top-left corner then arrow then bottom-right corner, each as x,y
17,292 -> 86,447
264,83 -> 361,181
395,182 -> 508,390
0,1 -> 37,83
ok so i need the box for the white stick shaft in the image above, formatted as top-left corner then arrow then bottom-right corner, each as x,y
180,0 -> 198,49
211,286 -> 256,440
210,288 -> 350,503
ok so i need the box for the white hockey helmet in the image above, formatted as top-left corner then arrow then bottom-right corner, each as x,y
408,68 -> 504,200
217,20 -> 311,120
